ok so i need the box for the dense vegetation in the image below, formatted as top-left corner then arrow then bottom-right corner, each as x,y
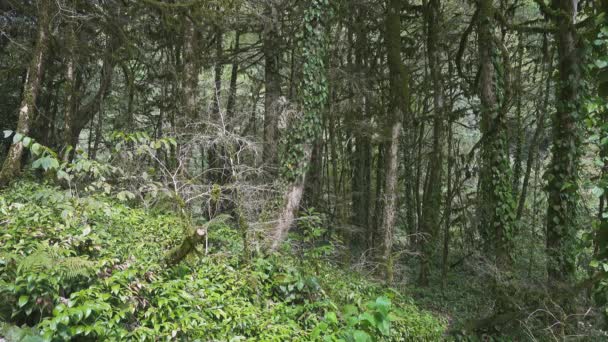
0,182 -> 443,340
1,0 -> 608,340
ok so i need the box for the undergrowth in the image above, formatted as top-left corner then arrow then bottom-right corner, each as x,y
0,181 -> 445,341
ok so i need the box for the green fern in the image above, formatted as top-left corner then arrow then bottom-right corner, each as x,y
15,244 -> 96,279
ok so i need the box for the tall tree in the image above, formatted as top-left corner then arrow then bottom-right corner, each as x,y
476,0 -> 515,268
269,0 -> 330,251
381,0 -> 408,283
545,0 -> 581,294
418,0 -> 445,286
262,3 -> 282,174
0,0 -> 52,187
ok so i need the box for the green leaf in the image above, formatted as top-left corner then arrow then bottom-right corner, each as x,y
592,186 -> 605,198
374,296 -> 391,315
13,133 -> 23,144
18,295 -> 29,308
22,136 -> 32,147
31,143 -> 42,155
359,312 -> 375,325
3,130 -> 13,138
377,317 -> 390,335
353,330 -> 371,342
325,311 -> 338,325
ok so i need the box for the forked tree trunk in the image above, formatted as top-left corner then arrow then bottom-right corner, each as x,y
0,0 -> 51,187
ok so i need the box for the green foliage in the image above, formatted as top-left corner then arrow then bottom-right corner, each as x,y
587,11 -> 608,317
280,0 -> 332,181
0,181 -> 444,340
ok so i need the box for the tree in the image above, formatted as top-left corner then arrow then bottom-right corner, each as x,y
476,0 -> 515,268
545,0 -> 582,296
0,0 -> 52,187
269,0 -> 331,251
380,0 -> 408,283
418,0 -> 445,286
262,2 -> 282,174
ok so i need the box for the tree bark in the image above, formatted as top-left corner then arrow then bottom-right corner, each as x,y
351,6 -> 372,242
262,4 -> 281,174
62,23 -> 79,160
0,0 -> 51,187
268,0 -> 329,252
476,0 -> 515,268
419,0 -> 445,286
546,0 -> 581,296
381,0 -> 408,283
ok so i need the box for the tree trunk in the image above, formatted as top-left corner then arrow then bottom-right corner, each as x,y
0,0 -> 51,187
517,39 -> 552,221
268,0 -> 329,252
546,0 -> 581,297
351,7 -> 372,243
441,122 -> 454,290
62,24 -> 79,160
381,0 -> 408,283
419,0 -> 445,286
262,4 -> 281,174
183,18 -> 199,122
226,31 -> 240,122
476,0 -> 515,268
64,35 -> 118,153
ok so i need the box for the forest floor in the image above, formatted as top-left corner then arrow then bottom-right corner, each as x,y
0,181 -> 445,341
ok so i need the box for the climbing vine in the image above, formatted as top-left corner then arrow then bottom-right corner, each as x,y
279,0 -> 332,182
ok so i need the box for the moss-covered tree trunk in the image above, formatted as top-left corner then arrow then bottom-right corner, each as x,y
269,0 -> 330,252
0,0 -> 51,187
546,0 -> 581,296
476,0 -> 514,268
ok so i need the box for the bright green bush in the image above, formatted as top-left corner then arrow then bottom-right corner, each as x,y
0,181 -> 445,341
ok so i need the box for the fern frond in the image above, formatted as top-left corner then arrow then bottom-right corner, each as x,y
15,244 -> 96,279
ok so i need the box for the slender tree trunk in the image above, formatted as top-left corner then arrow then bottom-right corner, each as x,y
441,121 -> 454,290
226,31 -> 240,122
262,4 -> 281,174
381,0 -> 408,283
511,40 -> 524,196
62,24 -> 79,160
91,107 -> 103,160
0,0 -> 51,187
183,19 -> 199,122
352,8 -> 372,239
517,40 -> 552,221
